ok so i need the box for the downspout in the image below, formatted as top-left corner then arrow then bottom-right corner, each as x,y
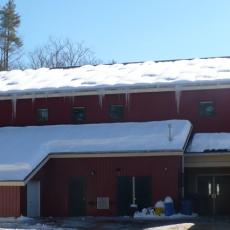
181,154 -> 185,198
181,123 -> 193,199
132,176 -> 136,205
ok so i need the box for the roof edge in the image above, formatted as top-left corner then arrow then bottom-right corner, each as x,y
2,83 -> 230,100
0,181 -> 25,186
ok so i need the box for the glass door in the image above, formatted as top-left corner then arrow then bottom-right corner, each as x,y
197,175 -> 230,215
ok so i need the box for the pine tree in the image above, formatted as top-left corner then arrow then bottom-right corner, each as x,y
0,0 -> 22,70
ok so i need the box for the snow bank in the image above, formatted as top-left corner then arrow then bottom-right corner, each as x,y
1,58 -> 230,96
187,133 -> 230,153
134,212 -> 198,220
0,120 -> 191,181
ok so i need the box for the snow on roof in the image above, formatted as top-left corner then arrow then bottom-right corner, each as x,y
2,58 -> 230,96
186,133 -> 230,153
0,120 -> 191,181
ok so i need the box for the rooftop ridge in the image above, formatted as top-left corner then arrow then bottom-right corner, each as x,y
50,55 -> 230,70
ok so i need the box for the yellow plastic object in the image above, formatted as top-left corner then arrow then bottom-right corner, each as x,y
154,207 -> 164,216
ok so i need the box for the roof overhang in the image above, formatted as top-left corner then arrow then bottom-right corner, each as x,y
1,83 -> 230,100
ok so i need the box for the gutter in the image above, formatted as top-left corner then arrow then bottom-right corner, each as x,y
185,151 -> 230,156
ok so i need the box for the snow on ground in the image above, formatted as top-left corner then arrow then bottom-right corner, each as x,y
187,133 -> 230,153
3,215 -> 230,230
0,120 -> 191,181
0,216 -> 198,230
134,212 -> 198,220
1,58 -> 230,96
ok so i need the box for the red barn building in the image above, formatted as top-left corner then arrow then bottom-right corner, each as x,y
0,57 -> 230,216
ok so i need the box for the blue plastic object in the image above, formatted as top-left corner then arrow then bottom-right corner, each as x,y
164,202 -> 174,216
181,200 -> 192,215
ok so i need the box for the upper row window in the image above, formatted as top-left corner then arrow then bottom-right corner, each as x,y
72,107 -> 86,122
109,105 -> 124,121
37,108 -> 48,122
199,101 -> 215,117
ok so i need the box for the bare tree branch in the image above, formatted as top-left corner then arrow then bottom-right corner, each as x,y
28,38 -> 101,69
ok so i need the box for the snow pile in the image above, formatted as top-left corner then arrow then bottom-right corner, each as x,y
1,58 -> 230,96
0,120 -> 191,181
187,133 -> 230,153
134,212 -> 198,220
134,196 -> 197,220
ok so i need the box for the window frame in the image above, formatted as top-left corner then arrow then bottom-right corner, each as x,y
109,104 -> 124,121
36,108 -> 49,123
72,106 -> 86,123
199,101 -> 215,117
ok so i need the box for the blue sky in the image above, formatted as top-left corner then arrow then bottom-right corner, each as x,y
1,0 -> 230,63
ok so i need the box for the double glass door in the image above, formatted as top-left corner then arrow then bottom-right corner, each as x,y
197,175 -> 230,215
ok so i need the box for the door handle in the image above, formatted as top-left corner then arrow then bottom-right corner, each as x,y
216,184 -> 220,196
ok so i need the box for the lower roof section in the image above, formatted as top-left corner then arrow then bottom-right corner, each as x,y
0,120 -> 191,182
185,132 -> 230,168
186,133 -> 230,153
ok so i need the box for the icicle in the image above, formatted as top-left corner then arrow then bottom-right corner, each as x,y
63,95 -> 67,103
98,90 -> 105,109
125,90 -> 130,109
70,96 -> 75,104
31,93 -> 36,104
11,94 -> 17,120
175,86 -> 182,114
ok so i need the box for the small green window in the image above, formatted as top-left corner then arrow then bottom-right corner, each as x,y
37,108 -> 48,122
109,105 -> 124,121
72,107 -> 86,122
199,101 -> 215,117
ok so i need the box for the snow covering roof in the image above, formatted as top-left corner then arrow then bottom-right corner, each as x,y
2,58 -> 230,96
0,120 -> 191,181
186,133 -> 230,153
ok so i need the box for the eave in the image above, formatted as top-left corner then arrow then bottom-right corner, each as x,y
1,82 -> 230,100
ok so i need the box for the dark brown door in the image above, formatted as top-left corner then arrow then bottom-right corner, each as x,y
117,176 -> 132,215
117,176 -> 151,215
197,176 -> 213,215
197,175 -> 230,215
215,176 -> 230,215
68,177 -> 86,216
135,176 -> 151,210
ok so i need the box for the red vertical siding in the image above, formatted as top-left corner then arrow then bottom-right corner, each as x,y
0,187 -> 22,217
33,156 -> 181,217
0,88 -> 230,132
